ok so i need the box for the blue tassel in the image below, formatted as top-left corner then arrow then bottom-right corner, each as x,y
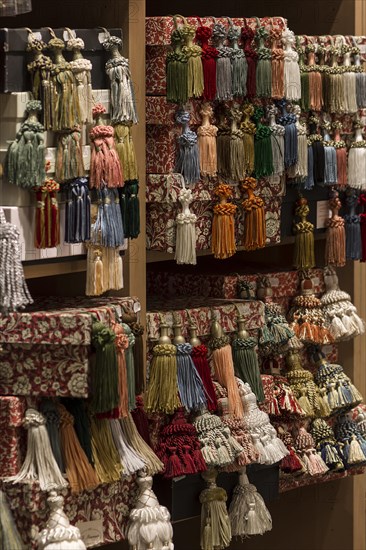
277,100 -> 298,168
324,146 -> 337,185
176,343 -> 207,411
65,177 -> 91,243
175,110 -> 200,184
344,190 -> 362,260
304,145 -> 314,190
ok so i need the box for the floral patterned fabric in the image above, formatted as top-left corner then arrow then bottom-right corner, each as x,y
147,96 -> 202,126
0,397 -> 26,477
147,298 -> 265,341
279,466 -> 365,493
1,478 -> 138,549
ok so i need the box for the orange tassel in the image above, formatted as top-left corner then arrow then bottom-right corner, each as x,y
271,29 -> 284,99
325,192 -> 346,267
306,45 -> 323,111
210,339 -> 244,418
58,404 -> 100,493
241,177 -> 266,251
211,183 -> 237,259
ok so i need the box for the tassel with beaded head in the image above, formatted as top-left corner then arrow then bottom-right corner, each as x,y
200,468 -> 232,550
126,469 -> 174,550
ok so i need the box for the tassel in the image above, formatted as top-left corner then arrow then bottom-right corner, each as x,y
91,187 -> 124,248
323,123 -> 338,186
293,196 -> 315,270
58,403 -> 100,492
211,183 -> 237,260
241,22 -> 257,97
348,121 -> 366,190
6,99 -> 45,188
90,416 -> 123,482
267,104 -> 285,177
241,103 -> 256,176
145,341 -> 180,414
130,321 -> 145,396
55,127 -> 85,183
270,28 -> 284,99
278,100 -> 298,170
38,492 -> 86,550
304,144 -> 315,190
64,177 -> 91,243
228,21 -> 247,97
175,109 -> 200,184
200,469 -> 232,550
110,418 -> 146,475
34,178 -> 60,249
325,191 -> 346,267
66,34 -> 93,124
48,34 -> 80,131
229,468 -> 272,538
298,43 -> 310,111
176,343 -> 207,411
122,322 -> 137,411
62,399 -> 94,466
91,321 -> 120,416
195,20 -> 218,101
175,185 -> 197,265
253,107 -> 273,178
241,176 -> 266,252
209,318 -> 244,418
191,343 -> 218,412
114,123 -> 138,182
166,25 -> 188,104
102,32 -> 138,124
342,43 -> 358,114
212,21 -> 232,101
216,105 -> 230,179
126,471 -> 174,550
0,490 -> 25,550
0,209 -> 33,313
111,321 -> 129,417
119,179 -> 140,239
119,414 -> 163,475
131,396 -> 151,445
89,103 -> 124,189
325,45 -> 345,113
332,121 -> 347,187
228,106 -> 245,180
311,418 -> 345,471
181,17 -> 204,98
283,29 -> 301,101
26,31 -> 53,129
344,189 -> 362,260
360,193 -> 366,261
197,103 -> 218,177
255,22 -> 272,98
306,43 -> 323,111
287,105 -> 308,181
5,408 -> 67,491
295,426 -> 328,475
40,399 -> 65,472
232,319 -> 265,402
354,45 -> 366,108
85,244 -> 123,296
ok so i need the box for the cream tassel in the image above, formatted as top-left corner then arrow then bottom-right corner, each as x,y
175,183 -> 197,265
5,408 -> 67,492
348,122 -> 366,190
38,491 -> 86,550
200,469 -> 232,550
282,29 -> 301,101
126,470 -> 174,550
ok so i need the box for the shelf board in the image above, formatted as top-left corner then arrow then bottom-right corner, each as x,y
23,256 -> 87,279
146,234 -> 326,264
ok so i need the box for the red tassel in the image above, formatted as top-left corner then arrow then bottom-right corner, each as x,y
191,344 -> 218,411
34,179 -> 60,248
336,148 -> 347,187
195,23 -> 218,101
166,446 -> 185,478
281,448 -> 303,473
359,194 -> 366,262
131,396 -> 152,446
181,445 -> 196,474
193,440 -> 207,472
241,23 -> 257,97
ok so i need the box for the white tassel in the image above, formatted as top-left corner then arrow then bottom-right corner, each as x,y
6,409 -> 67,492
343,72 -> 358,114
38,492 -> 86,550
282,29 -> 301,101
126,470 -> 174,550
119,415 -> 163,476
175,185 -> 197,265
229,468 -> 272,539
348,144 -> 366,190
330,315 -> 348,340
109,419 -> 146,475
347,435 -> 366,464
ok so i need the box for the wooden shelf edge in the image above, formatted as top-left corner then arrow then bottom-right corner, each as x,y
23,258 -> 87,279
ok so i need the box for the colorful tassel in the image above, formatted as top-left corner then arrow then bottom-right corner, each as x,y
34,178 -> 60,249
191,343 -> 218,412
145,341 -> 180,414
306,43 -> 323,111
241,103 -> 256,175
255,22 -> 272,98
55,126 -> 85,183
91,321 -> 120,416
332,121 -> 347,187
91,187 -> 124,249
253,107 -> 273,178
278,99 -> 298,170
344,189 -> 362,261
267,104 -> 285,178
211,183 -> 237,260
228,106 -> 245,180
241,22 -> 257,97
26,31 -> 53,128
166,26 -> 188,104
241,176 -> 266,251
66,33 -> 93,123
85,244 -> 123,296
228,20 -> 247,97
195,20 -> 218,101
287,104 -> 308,181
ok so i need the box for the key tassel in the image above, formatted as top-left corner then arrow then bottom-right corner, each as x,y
344,189 -> 362,260
91,321 -> 120,416
212,21 -> 232,101
197,103 -> 218,177
211,183 -> 237,260
282,28 -> 301,101
175,109 -> 200,184
253,107 -> 273,178
34,178 -> 60,249
90,416 -> 123,482
294,426 -> 329,475
85,244 -> 123,296
293,196 -> 315,270
241,22 -> 257,97
26,32 -> 53,128
332,121 -> 347,187
191,343 -> 218,412
228,106 -> 245,180
241,103 -> 256,175
55,126 -> 85,183
166,24 -> 188,104
176,342 -> 207,411
200,469 -> 232,550
64,177 -> 91,243
311,418 -> 345,471
228,20 -> 247,97
348,120 -> 366,190
229,467 -> 272,538
181,17 -> 204,98
195,20 -> 218,101
325,190 -> 346,267
175,185 -> 197,265
241,176 -> 266,252
255,22 -> 272,98
66,34 -> 93,124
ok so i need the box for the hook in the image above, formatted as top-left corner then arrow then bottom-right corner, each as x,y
64,27 -> 74,40
47,27 -> 57,39
99,26 -> 110,37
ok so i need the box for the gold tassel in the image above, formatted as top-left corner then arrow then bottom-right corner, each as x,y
241,103 -> 256,175
325,191 -> 346,267
114,123 -> 138,181
212,183 -> 237,260
145,344 -> 181,414
293,196 -> 315,270
90,416 -> 123,483
241,177 -> 266,251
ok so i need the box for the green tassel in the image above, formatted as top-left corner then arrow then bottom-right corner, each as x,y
232,337 -> 265,402
300,72 -> 310,111
91,321 -> 120,415
256,58 -> 272,98
126,179 -> 140,239
253,106 -> 273,178
166,29 -> 188,104
122,323 -> 136,411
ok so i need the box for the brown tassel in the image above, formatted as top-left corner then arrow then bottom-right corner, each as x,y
241,103 -> 256,175
325,191 -> 346,267
212,183 -> 237,260
306,43 -> 323,111
34,178 -> 60,249
293,196 -> 315,270
270,28 -> 284,99
197,102 -> 218,177
241,176 -> 266,251
58,404 -> 99,493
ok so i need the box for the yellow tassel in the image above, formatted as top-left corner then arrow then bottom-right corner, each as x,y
90,417 -> 123,483
114,123 -> 138,181
145,344 -> 181,414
